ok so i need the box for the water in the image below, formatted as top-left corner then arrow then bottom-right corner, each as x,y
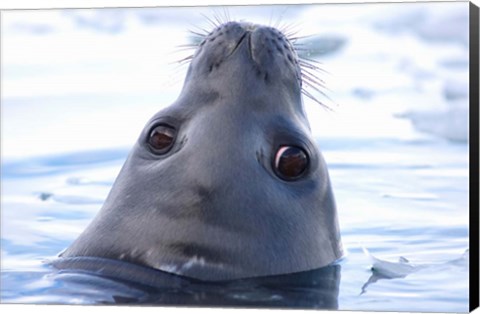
0,3 -> 470,312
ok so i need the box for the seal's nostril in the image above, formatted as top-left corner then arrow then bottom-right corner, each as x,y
228,31 -> 249,57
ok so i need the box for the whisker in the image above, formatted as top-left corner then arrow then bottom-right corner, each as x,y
302,78 -> 326,95
221,7 -> 231,25
212,10 -> 223,26
302,89 -> 331,111
172,55 -> 194,65
292,39 -> 335,110
188,29 -> 209,39
301,68 -> 326,84
289,35 -> 314,42
224,8 -> 231,23
303,79 -> 336,106
302,79 -> 322,93
280,21 -> 302,38
302,75 -> 325,91
299,59 -> 329,74
283,30 -> 300,40
302,69 -> 334,93
201,13 -> 220,30
298,56 -> 322,65
272,6 -> 289,30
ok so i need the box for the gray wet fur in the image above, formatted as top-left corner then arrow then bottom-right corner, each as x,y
61,21 -> 343,281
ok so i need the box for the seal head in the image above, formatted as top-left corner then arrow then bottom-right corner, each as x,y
61,21 -> 343,281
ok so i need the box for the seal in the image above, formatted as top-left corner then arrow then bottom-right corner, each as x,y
60,21 -> 343,281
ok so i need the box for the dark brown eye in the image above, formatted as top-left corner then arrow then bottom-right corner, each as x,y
148,125 -> 176,154
274,146 -> 309,180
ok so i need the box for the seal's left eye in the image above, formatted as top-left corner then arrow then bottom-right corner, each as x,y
274,146 -> 309,180
148,125 -> 176,154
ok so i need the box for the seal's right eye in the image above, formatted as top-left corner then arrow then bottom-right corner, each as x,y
148,125 -> 176,154
274,145 -> 309,180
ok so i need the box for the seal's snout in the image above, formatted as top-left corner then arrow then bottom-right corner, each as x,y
190,22 -> 302,91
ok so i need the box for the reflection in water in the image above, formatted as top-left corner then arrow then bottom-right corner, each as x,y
361,273 -> 390,296
48,257 -> 341,308
360,248 -> 469,295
